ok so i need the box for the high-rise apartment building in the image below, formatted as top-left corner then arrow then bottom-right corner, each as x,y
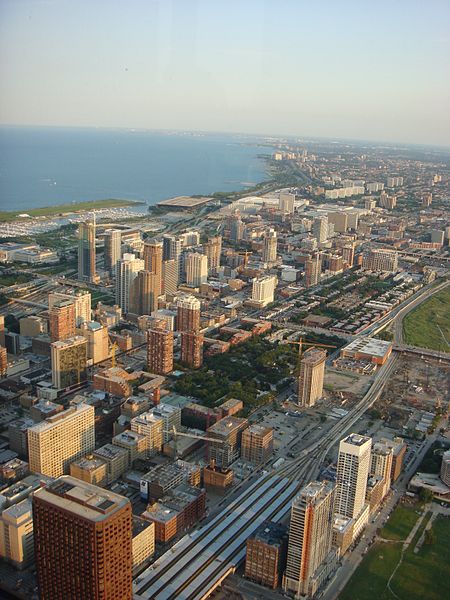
185,252 -> 208,287
304,254 -> 321,287
33,476 -> 132,600
262,228 -> 277,263
116,253 -> 145,313
312,216 -> 328,243
283,481 -> 336,599
49,299 -> 75,342
370,440 -> 393,499
49,289 -> 92,327
180,331 -> 203,368
440,450 -> 450,487
147,327 -> 173,375
327,211 -> 348,233
241,424 -> 273,464
28,403 -> 95,477
342,243 -> 355,268
162,234 -> 182,262
133,270 -> 160,315
79,320 -> 110,364
151,403 -> 182,443
362,249 -> 398,272
143,241 -> 163,294
181,230 -> 201,247
298,348 -> 326,408
0,345 -> 7,377
177,295 -> 201,332
335,433 -> 372,520
78,218 -> 97,283
130,412 -> 163,456
203,235 -> 222,273
162,258 -> 179,295
104,229 -> 122,275
279,192 -> 295,214
251,275 -> 277,307
51,336 -> 88,389
229,214 -> 245,241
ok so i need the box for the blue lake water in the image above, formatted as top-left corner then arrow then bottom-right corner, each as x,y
0,126 -> 269,211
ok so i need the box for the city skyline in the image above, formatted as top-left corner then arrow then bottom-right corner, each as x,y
1,0 -> 449,146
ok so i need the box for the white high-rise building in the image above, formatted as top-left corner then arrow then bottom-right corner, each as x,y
279,192 -> 295,214
283,481 -> 336,599
181,230 -> 201,247
262,228 -> 277,263
335,433 -> 372,520
251,275 -> 277,307
104,229 -> 122,275
185,252 -> 208,287
27,403 -> 95,478
312,216 -> 329,243
130,412 -> 163,456
116,253 -> 144,313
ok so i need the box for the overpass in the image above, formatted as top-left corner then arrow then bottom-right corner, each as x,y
393,344 -> 450,362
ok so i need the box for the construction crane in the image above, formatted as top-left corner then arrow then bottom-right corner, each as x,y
284,338 -> 337,375
164,426 -> 224,458
110,342 -> 119,368
237,250 -> 252,269
164,426 -> 225,444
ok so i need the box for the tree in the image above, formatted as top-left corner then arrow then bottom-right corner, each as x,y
419,488 -> 433,503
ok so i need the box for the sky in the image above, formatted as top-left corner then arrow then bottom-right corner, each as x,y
0,0 -> 449,146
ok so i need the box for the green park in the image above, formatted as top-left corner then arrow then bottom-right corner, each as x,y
403,285 -> 450,351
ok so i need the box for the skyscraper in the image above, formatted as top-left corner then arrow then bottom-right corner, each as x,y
229,214 -> 245,241
262,228 -> 277,263
203,235 -> 222,273
49,299 -> 75,342
370,440 -> 394,499
297,347 -> 326,407
180,331 -> 203,368
51,336 -> 88,390
79,320 -> 110,364
104,229 -> 122,276
304,253 -> 321,287
133,270 -> 160,315
335,433 -> 372,520
147,327 -> 174,375
49,289 -> 92,327
185,252 -> 208,287
33,476 -> 132,600
177,295 -> 201,332
283,481 -> 335,599
116,253 -> 145,313
143,241 -> 163,295
279,192 -> 295,214
28,403 -> 95,477
162,258 -> 179,295
78,217 -> 97,283
312,216 -> 328,243
342,243 -> 355,268
251,275 -> 277,307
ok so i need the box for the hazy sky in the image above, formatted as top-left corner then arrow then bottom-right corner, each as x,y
1,0 -> 449,145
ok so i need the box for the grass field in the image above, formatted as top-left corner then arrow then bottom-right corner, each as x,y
0,198 -> 142,222
403,285 -> 450,351
339,505 -> 450,600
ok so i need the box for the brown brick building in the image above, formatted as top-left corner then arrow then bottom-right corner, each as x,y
147,327 -> 173,375
49,299 -> 75,342
33,475 -> 132,600
180,331 -> 203,368
245,521 -> 288,589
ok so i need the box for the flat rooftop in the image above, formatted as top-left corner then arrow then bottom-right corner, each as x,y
342,337 -> 392,358
157,196 -> 212,208
34,475 -> 129,521
207,416 -> 248,437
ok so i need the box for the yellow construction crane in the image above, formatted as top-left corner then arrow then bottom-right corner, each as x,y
285,338 -> 336,374
110,342 -> 119,368
237,250 -> 252,269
